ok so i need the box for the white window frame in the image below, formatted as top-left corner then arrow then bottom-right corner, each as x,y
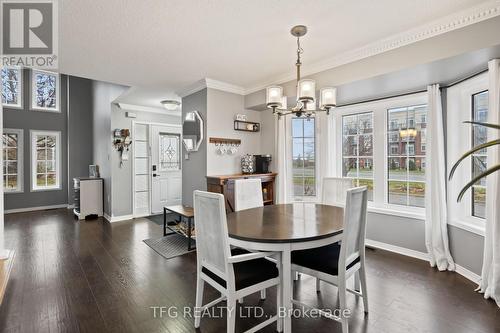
1,66 -> 23,109
3,128 -> 24,193
334,93 -> 427,219
289,115 -> 320,202
341,111 -> 374,201
31,69 -> 60,112
30,130 -> 61,191
446,72 -> 487,235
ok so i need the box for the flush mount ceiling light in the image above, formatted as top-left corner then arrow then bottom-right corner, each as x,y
266,25 -> 337,118
160,100 -> 181,110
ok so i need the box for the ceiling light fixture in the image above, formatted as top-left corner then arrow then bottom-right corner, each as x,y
161,100 -> 181,111
266,25 -> 337,118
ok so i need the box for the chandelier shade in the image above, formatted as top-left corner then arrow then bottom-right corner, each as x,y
266,25 -> 336,118
266,86 -> 283,108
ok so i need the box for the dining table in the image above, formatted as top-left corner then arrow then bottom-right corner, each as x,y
226,202 -> 344,333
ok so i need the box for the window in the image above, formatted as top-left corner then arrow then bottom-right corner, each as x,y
342,112 -> 374,200
31,70 -> 60,111
31,130 -> 61,190
2,129 -> 23,192
1,67 -> 22,108
292,117 -> 316,197
159,133 -> 181,171
471,91 -> 488,219
387,105 -> 427,207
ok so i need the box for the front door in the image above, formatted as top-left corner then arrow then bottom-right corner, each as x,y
151,125 -> 182,214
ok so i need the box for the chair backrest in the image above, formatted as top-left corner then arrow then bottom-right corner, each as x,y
322,177 -> 354,206
234,178 -> 264,211
193,190 -> 232,278
339,186 -> 368,273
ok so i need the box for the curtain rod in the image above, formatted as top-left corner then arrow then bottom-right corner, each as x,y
336,68 -> 488,108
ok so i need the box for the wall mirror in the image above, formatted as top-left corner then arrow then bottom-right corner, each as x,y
182,110 -> 204,152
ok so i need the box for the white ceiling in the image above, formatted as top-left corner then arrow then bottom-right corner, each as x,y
60,0 -> 493,97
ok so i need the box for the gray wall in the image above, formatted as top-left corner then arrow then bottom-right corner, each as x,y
91,80 -> 128,216
182,89 -> 208,206
67,76 -> 94,205
206,88 -> 262,175
366,214 -> 426,252
449,225 -> 484,275
110,107 -> 180,217
3,69 -> 69,210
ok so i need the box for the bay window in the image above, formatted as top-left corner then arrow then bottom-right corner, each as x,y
387,105 -> 427,208
342,112 -> 374,200
471,91 -> 488,219
336,92 -> 427,215
292,117 -> 316,197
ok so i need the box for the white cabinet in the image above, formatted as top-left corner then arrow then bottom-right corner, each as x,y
73,178 -> 103,219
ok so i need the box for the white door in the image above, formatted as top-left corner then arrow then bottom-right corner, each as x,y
151,125 -> 182,214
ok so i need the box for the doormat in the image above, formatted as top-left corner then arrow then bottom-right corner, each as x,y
143,233 -> 196,260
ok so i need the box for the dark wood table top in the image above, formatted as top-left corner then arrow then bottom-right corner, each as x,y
164,205 -> 194,218
227,203 -> 344,243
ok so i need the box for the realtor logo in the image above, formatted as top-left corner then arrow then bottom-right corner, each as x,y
1,0 -> 58,68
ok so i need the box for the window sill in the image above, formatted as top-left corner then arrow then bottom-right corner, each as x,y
367,204 -> 425,220
2,104 -> 23,110
448,219 -> 485,237
5,190 -> 23,194
31,187 -> 62,192
31,107 -> 61,113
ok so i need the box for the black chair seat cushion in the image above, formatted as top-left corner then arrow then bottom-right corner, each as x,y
291,243 -> 359,276
202,249 -> 278,290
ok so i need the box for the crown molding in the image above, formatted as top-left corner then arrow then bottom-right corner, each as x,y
177,78 -> 245,98
116,103 -> 181,117
244,0 -> 500,94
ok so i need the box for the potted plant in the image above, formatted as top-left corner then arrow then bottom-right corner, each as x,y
449,121 -> 500,201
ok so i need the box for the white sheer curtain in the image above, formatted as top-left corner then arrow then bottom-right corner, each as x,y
275,116 -> 290,203
425,84 -> 455,271
478,59 -> 500,306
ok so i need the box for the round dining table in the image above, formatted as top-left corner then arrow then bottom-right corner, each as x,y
227,202 -> 344,333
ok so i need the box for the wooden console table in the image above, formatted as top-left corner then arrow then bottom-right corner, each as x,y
206,173 -> 277,212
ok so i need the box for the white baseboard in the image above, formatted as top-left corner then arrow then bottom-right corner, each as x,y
366,239 -> 429,261
104,213 -> 134,223
5,204 -> 69,214
365,239 -> 481,284
455,264 -> 481,284
67,204 -> 75,209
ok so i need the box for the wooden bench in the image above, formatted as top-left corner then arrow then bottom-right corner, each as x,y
163,205 -> 195,251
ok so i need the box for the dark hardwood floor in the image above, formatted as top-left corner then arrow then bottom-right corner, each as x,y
0,208 -> 499,333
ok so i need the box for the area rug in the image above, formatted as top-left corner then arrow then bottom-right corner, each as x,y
143,233 -> 196,259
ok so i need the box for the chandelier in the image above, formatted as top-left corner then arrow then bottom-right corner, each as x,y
266,25 -> 337,118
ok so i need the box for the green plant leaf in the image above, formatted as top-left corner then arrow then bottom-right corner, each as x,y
457,164 -> 500,202
449,139 -> 500,180
463,121 -> 500,130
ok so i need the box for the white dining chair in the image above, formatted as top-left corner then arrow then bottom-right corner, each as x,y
234,178 -> 264,211
233,178 -> 268,301
322,177 -> 355,206
193,190 -> 282,333
291,186 -> 369,333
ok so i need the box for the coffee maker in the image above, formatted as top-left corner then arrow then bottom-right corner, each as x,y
254,155 -> 272,174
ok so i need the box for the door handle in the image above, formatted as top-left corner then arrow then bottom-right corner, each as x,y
153,174 -> 157,177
